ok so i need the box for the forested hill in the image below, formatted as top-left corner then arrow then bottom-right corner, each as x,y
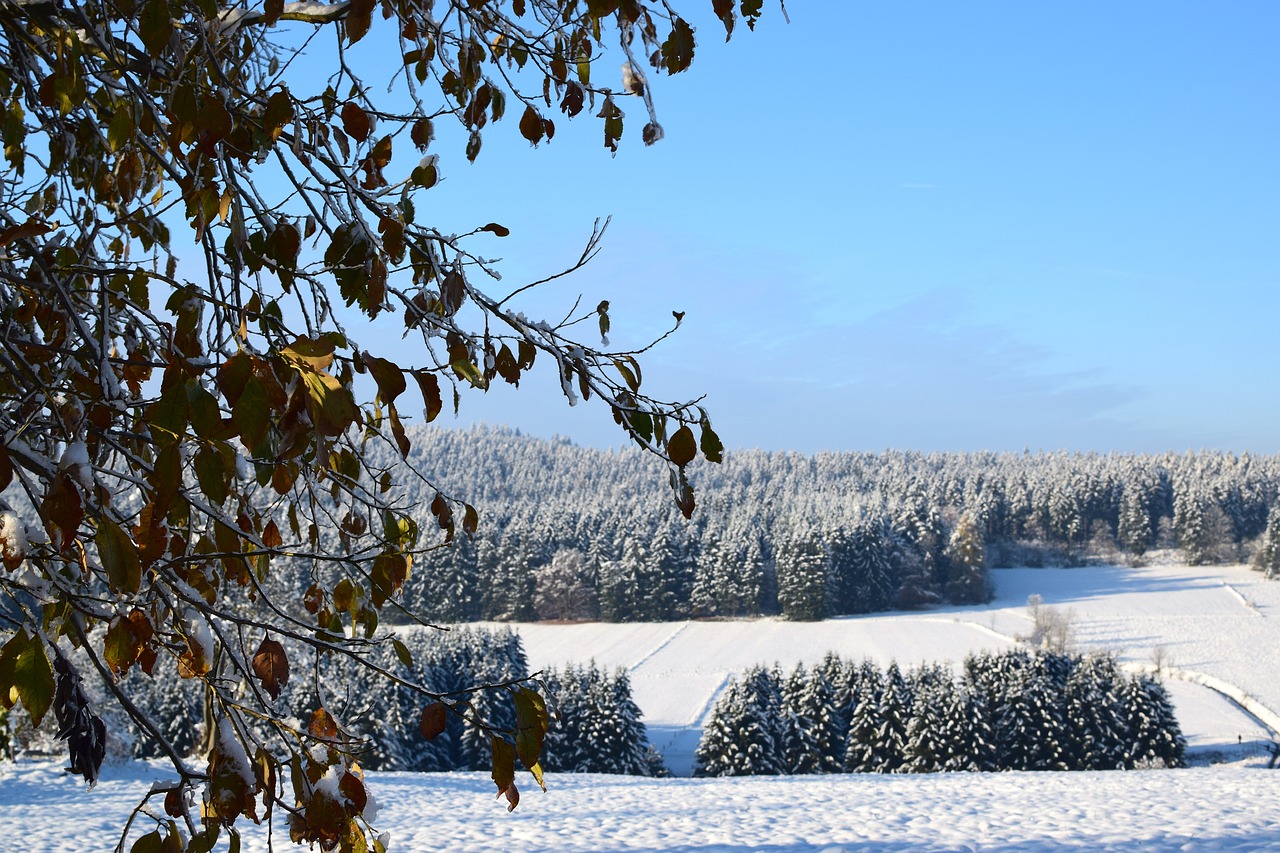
362,426 -> 1280,624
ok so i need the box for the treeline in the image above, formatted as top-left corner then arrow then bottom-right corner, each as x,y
693,651 -> 1186,777
340,427 -> 1280,623
0,627 -> 661,776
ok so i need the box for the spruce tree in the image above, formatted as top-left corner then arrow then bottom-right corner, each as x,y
1063,654 -> 1128,770
776,531 -> 831,621
780,664 -> 822,774
1174,487 -> 1212,565
1118,483 -> 1154,558
830,517 -> 896,614
1123,675 -> 1187,769
1255,502 -> 1280,579
694,666 -> 785,776
945,513 -> 992,603
844,660 -> 885,772
871,662 -> 912,773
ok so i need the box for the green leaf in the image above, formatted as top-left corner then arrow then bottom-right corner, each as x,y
391,638 -> 413,669
629,410 -> 653,445
194,445 -> 230,505
667,425 -> 697,468
186,382 -> 223,440
300,370 -> 358,437
231,375 -> 270,450
139,0 -> 173,55
185,829 -> 219,853
0,629 -> 54,727
97,517 -> 142,594
700,421 -> 724,464
129,830 -> 165,853
107,110 -> 135,154
147,379 -> 189,443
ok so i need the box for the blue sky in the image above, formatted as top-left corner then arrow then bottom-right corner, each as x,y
344,2 -> 1280,454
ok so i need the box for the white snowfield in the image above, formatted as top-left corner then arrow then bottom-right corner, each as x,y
5,560 -> 1280,852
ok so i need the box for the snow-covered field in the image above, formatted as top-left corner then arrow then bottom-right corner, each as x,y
513,560 -> 1280,774
5,560 -> 1280,851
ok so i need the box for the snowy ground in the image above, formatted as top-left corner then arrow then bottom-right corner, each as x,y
4,758 -> 1280,852
6,560 -> 1280,851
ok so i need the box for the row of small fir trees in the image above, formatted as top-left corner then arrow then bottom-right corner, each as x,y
694,650 -> 1186,776
102,627 -> 663,776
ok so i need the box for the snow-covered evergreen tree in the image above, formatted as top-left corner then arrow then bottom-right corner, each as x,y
1118,482 -> 1154,558
694,666 -> 785,776
902,674 -> 953,773
830,516 -> 897,614
775,530 -> 830,621
1122,674 -> 1187,769
1174,486 -> 1212,566
1254,502 -> 1280,579
541,663 -> 658,775
993,653 -> 1067,771
844,660 -> 885,772
870,661 -> 912,773
1063,653 -> 1128,771
945,512 -> 992,604
779,664 -> 822,774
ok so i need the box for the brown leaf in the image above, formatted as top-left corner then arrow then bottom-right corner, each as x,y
309,707 -> 339,741
412,370 -> 443,423
360,352 -> 406,406
0,218 -> 52,250
418,702 -> 447,740
252,636 -> 289,700
340,102 -> 370,143
262,519 -> 283,549
518,105 -> 544,145
667,425 -> 697,468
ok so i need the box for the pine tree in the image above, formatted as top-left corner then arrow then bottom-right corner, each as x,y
902,675 -> 953,773
1118,483 -> 1154,558
1122,675 -> 1187,769
776,531 -> 830,621
870,662 -> 912,773
1063,654 -> 1128,770
1254,502 -> 1280,579
994,654 -> 1067,771
1174,487 -> 1212,565
694,666 -> 785,776
944,512 -> 992,604
779,664 -> 822,774
844,660 -> 885,772
830,517 -> 897,614
813,654 -> 854,772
